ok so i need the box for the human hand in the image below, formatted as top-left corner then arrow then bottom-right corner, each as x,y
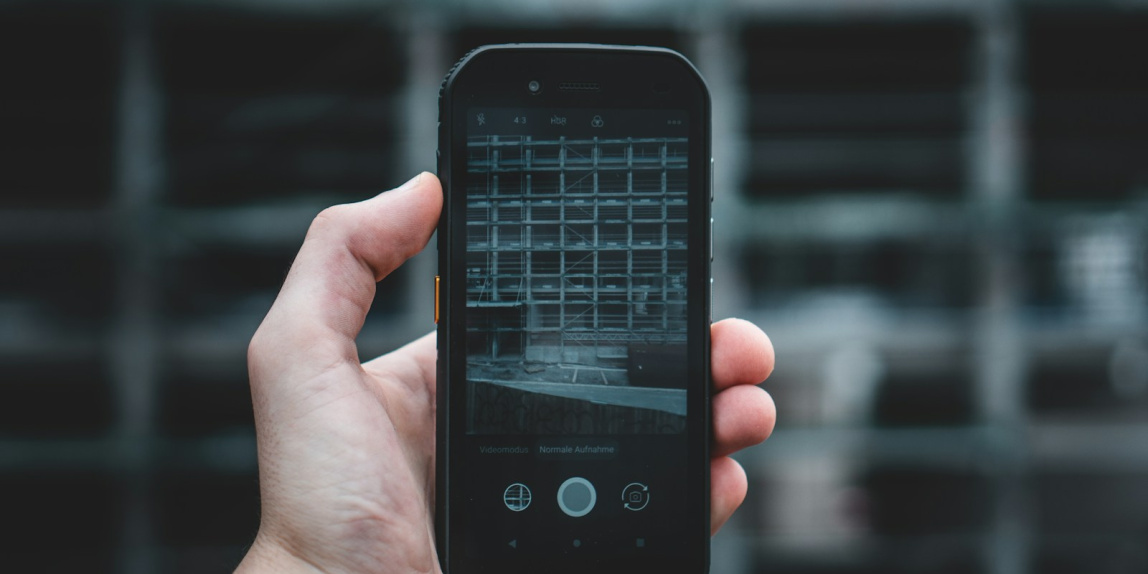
236,173 -> 776,574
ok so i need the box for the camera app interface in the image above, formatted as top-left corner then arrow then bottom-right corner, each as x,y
462,106 -> 692,557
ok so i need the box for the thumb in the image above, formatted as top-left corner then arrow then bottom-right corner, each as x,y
249,172 -> 442,381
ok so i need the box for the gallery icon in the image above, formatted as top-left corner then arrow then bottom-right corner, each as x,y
622,482 -> 649,511
503,482 -> 532,512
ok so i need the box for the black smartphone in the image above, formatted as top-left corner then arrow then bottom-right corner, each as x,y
436,44 -> 712,573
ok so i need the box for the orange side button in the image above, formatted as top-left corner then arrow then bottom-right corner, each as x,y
434,275 -> 440,324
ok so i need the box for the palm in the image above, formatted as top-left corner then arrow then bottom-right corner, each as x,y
253,334 -> 440,574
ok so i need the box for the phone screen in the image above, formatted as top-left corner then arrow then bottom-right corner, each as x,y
459,105 -> 694,559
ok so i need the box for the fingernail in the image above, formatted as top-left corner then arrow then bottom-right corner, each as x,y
396,172 -> 424,192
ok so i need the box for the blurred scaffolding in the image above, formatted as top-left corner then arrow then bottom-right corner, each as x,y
1,0 -> 1147,573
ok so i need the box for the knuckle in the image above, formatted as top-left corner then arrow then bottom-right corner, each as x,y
247,327 -> 266,368
309,203 -> 355,237
247,323 -> 275,378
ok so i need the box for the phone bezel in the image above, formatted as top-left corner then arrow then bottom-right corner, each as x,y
437,44 -> 712,574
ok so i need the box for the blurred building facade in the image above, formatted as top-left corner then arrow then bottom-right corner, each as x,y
1,0 -> 1147,573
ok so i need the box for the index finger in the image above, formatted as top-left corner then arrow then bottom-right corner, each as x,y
711,318 -> 775,391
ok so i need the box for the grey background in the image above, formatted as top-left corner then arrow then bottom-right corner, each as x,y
1,0 -> 1146,573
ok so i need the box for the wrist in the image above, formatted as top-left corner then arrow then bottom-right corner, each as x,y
236,532 -> 325,574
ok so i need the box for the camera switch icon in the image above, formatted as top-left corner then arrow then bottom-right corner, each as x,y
622,482 -> 650,511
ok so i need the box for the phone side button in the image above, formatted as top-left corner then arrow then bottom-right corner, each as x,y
434,275 -> 440,324
710,157 -> 714,202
